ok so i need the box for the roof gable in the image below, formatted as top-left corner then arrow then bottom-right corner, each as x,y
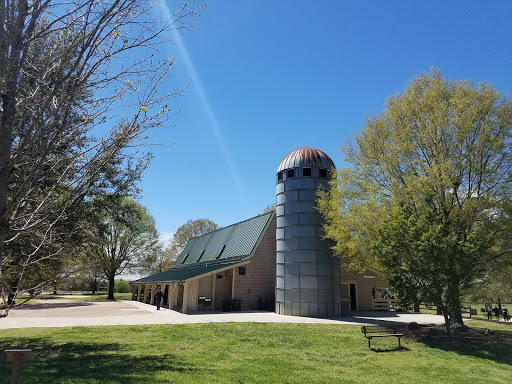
134,211 -> 275,284
176,211 -> 274,265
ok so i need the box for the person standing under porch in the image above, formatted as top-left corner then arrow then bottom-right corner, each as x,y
156,287 -> 163,310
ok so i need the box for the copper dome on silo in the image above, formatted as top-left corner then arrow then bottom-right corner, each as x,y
277,147 -> 335,173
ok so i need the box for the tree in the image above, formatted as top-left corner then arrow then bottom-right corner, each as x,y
318,69 -> 512,334
114,279 -> 131,293
0,0 -> 205,313
137,243 -> 174,276
87,198 -> 159,300
76,251 -> 106,295
466,257 -> 512,304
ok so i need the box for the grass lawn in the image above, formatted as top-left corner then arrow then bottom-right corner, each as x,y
0,319 -> 510,383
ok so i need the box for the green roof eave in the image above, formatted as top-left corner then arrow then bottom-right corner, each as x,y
133,255 -> 248,284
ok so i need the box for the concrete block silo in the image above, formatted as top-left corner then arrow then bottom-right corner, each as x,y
275,147 -> 340,318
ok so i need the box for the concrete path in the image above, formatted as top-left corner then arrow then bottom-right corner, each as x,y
0,299 -> 447,329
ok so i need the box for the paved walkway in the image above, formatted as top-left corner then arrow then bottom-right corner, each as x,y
0,299 -> 447,329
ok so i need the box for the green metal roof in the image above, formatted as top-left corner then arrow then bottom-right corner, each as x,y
134,256 -> 247,283
134,211 -> 274,283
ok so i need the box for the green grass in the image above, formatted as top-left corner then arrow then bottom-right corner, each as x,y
68,293 -> 133,301
0,321 -> 510,384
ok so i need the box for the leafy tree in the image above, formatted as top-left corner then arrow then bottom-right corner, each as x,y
466,258 -> 512,304
87,198 -> 160,300
75,251 -> 106,295
114,279 -> 131,294
0,0 -> 205,313
318,69 -> 512,334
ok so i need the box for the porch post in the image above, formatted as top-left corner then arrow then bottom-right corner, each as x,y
132,285 -> 137,301
231,268 -> 236,300
181,282 -> 188,314
168,283 -> 173,309
211,275 -> 216,310
150,283 -> 156,305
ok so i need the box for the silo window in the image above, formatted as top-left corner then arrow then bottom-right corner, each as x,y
319,168 -> 327,178
303,167 -> 311,177
277,171 -> 283,182
286,169 -> 295,179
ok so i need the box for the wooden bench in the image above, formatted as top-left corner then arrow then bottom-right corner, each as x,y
198,296 -> 212,310
361,325 -> 404,348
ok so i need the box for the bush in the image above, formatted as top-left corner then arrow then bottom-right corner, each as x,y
114,279 -> 130,293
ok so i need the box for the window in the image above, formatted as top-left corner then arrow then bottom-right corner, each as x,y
302,167 -> 311,177
197,250 -> 205,262
319,168 -> 327,178
217,274 -> 223,279
238,266 -> 246,275
216,245 -> 225,259
181,253 -> 189,264
277,171 -> 283,182
286,169 -> 295,179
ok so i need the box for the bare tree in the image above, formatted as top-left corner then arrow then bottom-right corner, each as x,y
137,242 -> 175,276
0,0 -> 205,315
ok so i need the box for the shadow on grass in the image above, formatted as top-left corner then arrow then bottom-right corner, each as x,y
14,302 -> 94,310
371,346 -> 409,353
403,325 -> 512,366
0,337 -> 195,383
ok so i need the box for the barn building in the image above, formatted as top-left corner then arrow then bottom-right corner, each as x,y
132,147 -> 390,316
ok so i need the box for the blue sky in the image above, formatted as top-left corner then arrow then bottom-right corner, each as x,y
140,0 -> 512,240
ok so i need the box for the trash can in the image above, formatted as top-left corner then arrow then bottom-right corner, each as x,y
232,299 -> 241,311
222,299 -> 231,312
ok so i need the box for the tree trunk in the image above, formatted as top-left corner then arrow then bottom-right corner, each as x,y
444,287 -> 466,335
90,279 -> 98,295
107,275 -> 115,300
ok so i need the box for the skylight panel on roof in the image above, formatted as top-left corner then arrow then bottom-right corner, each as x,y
216,245 -> 225,259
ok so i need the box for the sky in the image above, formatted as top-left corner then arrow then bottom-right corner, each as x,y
138,0 -> 512,242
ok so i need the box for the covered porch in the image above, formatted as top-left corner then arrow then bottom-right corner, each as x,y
131,257 -> 249,314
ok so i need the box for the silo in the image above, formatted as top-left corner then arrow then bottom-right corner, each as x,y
275,147 -> 340,318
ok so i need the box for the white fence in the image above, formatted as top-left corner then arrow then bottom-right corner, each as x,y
372,298 -> 397,311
